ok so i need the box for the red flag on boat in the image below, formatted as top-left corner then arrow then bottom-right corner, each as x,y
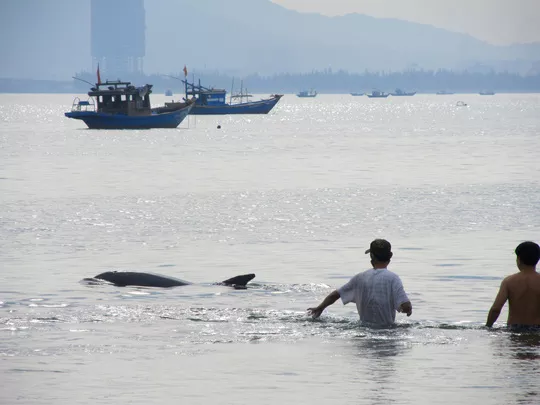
183,65 -> 188,77
97,63 -> 102,85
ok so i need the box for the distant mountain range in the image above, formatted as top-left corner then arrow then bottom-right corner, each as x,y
146,0 -> 540,75
1,0 -> 539,80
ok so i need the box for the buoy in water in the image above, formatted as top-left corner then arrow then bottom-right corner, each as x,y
217,125 -> 221,129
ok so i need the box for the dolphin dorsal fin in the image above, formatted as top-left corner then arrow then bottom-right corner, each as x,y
221,273 -> 256,287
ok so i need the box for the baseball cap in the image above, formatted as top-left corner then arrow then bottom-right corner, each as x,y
365,239 -> 392,261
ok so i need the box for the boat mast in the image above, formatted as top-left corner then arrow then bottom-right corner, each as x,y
230,78 -> 235,104
240,80 -> 244,103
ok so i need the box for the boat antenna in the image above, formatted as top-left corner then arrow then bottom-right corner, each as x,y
162,74 -> 190,100
72,76 -> 95,87
162,74 -> 184,82
230,77 -> 235,104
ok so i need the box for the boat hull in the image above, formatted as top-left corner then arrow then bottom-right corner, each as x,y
367,95 -> 389,98
190,95 -> 282,115
390,92 -> 416,96
65,104 -> 192,129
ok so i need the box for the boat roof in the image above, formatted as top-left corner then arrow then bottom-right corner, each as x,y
88,80 -> 153,97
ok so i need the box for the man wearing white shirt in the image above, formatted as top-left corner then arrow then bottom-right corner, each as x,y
308,239 -> 412,326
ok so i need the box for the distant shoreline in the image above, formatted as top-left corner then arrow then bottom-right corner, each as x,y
2,69 -> 540,94
3,91 -> 540,95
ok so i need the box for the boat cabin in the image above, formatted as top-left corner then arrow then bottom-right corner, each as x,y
297,89 -> 317,97
184,79 -> 227,106
88,80 -> 154,116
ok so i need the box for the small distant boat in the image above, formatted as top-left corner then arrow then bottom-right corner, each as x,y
436,90 -> 455,95
479,91 -> 495,95
179,78 -> 282,115
297,89 -> 317,98
390,88 -> 416,96
367,90 -> 389,98
350,92 -> 364,96
165,89 -> 173,96
65,79 -> 193,129
456,101 -> 468,107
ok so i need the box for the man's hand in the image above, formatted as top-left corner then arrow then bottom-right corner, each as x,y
307,290 -> 340,319
307,307 -> 323,319
399,301 -> 412,317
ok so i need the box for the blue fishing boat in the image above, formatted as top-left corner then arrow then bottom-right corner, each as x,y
297,89 -> 317,98
367,90 -> 389,98
181,78 -> 282,115
65,79 -> 193,129
390,88 -> 416,96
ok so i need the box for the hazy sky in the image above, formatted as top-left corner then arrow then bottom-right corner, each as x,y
272,0 -> 540,45
1,0 -> 538,80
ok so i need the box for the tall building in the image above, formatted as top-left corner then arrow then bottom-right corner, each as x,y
91,0 -> 146,78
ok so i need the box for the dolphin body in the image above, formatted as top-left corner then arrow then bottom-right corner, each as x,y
88,271 -> 256,289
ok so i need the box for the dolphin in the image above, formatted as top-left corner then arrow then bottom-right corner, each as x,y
86,271 -> 256,289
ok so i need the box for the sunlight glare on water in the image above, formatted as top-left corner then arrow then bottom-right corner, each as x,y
1,93 -> 539,404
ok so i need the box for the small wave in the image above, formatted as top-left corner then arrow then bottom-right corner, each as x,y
188,317 -> 229,323
9,368 -> 67,374
30,317 -> 63,323
439,275 -> 502,281
257,282 -> 332,294
28,303 -> 69,308
410,321 -> 484,330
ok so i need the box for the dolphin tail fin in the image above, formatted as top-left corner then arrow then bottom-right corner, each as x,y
221,273 -> 256,288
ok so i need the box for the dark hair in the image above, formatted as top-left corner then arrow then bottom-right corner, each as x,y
373,251 -> 392,262
515,241 -> 540,266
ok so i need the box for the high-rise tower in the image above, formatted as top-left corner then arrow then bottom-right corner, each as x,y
91,0 -> 146,77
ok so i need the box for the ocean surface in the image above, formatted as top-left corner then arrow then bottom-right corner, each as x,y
1,93 -> 539,404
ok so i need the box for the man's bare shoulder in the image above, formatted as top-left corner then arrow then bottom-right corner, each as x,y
504,271 -> 540,286
501,273 -> 523,290
505,271 -> 540,279
504,273 -> 521,282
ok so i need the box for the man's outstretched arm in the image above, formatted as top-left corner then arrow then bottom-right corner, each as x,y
307,290 -> 341,318
486,279 -> 508,327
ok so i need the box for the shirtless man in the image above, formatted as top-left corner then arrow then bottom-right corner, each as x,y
486,241 -> 540,329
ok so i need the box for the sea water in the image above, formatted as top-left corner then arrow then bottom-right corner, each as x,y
1,93 -> 539,404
